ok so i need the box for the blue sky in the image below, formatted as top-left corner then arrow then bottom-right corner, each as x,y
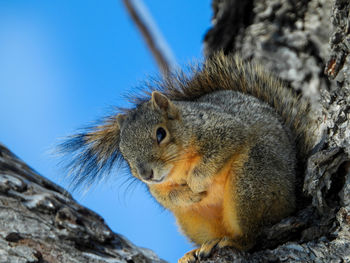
0,1 -> 211,262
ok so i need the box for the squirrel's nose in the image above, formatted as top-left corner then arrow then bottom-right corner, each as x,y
137,164 -> 154,181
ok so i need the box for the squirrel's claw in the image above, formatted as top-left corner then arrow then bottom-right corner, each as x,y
178,238 -> 233,263
196,239 -> 219,259
178,248 -> 198,263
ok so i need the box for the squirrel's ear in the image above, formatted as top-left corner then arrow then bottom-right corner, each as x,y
151,91 -> 179,119
151,91 -> 169,110
116,114 -> 126,128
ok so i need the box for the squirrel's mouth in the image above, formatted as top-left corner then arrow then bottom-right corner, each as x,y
142,167 -> 172,184
150,177 -> 165,183
143,170 -> 169,184
145,172 -> 167,184
143,175 -> 165,184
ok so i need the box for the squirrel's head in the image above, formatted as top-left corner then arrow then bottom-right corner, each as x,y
59,91 -> 184,188
119,91 -> 183,184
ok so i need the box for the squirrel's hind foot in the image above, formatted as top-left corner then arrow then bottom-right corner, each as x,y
178,237 -> 236,263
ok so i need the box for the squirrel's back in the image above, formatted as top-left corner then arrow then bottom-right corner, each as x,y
156,53 -> 315,160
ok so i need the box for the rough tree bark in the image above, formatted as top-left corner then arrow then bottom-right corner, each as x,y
0,144 -> 165,263
201,0 -> 350,262
1,0 -> 350,262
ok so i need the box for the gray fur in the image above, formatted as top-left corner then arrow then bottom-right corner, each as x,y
59,52 -> 314,197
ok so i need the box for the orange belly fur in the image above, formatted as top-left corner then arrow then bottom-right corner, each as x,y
151,148 -> 247,245
174,172 -> 229,244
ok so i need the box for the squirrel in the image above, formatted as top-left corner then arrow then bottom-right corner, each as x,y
59,52 -> 317,263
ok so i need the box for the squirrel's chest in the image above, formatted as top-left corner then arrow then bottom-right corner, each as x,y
150,148 -> 243,244
174,171 -> 232,244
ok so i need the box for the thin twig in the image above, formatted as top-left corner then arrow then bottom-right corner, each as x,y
122,0 -> 177,76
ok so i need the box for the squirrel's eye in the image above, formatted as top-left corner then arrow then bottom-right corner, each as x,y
156,127 -> 167,144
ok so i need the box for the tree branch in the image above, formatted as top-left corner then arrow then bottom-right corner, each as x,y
122,0 -> 177,76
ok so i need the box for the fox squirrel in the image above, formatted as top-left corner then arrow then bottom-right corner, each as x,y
59,53 -> 317,263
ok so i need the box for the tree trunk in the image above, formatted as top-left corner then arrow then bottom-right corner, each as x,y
201,0 -> 350,262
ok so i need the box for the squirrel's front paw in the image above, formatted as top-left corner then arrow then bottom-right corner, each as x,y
187,168 -> 212,193
189,191 -> 207,203
169,185 -> 206,206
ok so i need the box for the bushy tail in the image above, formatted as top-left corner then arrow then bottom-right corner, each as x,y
57,116 -> 123,190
